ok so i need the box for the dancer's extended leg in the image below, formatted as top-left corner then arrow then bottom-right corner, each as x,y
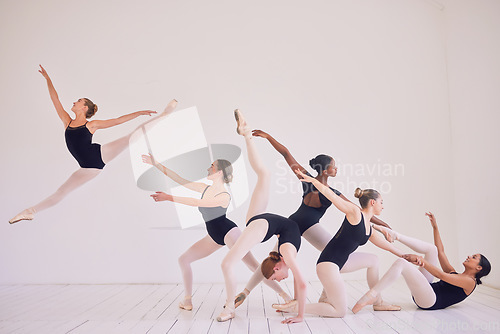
353,258 -> 436,313
178,235 -> 222,310
9,168 -> 101,224
380,226 -> 439,283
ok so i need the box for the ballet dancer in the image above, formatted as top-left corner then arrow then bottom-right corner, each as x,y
234,130 -> 395,311
271,178 -> 404,317
217,110 -> 306,324
352,212 -> 491,312
143,154 -> 291,311
9,65 -> 176,224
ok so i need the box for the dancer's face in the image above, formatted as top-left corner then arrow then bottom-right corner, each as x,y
270,262 -> 289,282
207,161 -> 220,180
71,98 -> 88,114
325,158 -> 338,177
372,196 -> 384,215
463,254 -> 482,270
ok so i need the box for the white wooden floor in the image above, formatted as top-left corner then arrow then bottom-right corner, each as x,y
1,281 -> 499,334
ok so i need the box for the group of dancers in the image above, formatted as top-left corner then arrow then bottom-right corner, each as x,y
9,66 -> 491,324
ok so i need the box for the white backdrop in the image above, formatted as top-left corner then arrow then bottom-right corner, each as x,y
0,0 -> 497,288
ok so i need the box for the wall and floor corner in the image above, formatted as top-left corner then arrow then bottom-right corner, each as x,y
0,0 -> 497,289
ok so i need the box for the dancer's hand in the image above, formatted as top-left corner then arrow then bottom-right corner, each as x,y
282,316 -> 303,324
425,212 -> 437,229
151,191 -> 172,202
137,110 -> 157,117
252,129 -> 270,139
295,169 -> 314,183
142,153 -> 156,165
38,64 -> 50,79
403,254 -> 424,267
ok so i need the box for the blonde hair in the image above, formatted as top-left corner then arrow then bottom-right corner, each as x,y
261,251 -> 281,279
83,98 -> 98,118
354,187 -> 380,209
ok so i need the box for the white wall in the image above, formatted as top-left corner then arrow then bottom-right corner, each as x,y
442,0 -> 500,288
0,0 -> 490,288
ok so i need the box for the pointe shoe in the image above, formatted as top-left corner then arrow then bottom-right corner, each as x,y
179,297 -> 193,311
234,291 -> 247,308
352,290 -> 378,314
234,109 -> 250,136
279,292 -> 293,303
373,303 -> 401,311
272,299 -> 298,312
9,208 -> 35,224
216,307 -> 235,322
160,99 -> 178,117
380,226 -> 399,242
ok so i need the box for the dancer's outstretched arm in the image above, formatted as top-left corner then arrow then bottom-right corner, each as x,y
295,170 -> 360,222
38,65 -> 71,127
151,191 -> 230,208
403,254 -> 475,292
426,212 -> 455,273
369,230 -> 404,257
88,110 -> 156,132
142,154 -> 207,193
252,130 -> 307,175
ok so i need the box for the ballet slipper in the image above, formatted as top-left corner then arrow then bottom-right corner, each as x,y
272,299 -> 298,312
352,290 -> 378,314
373,303 -> 401,311
9,208 -> 35,224
234,290 -> 248,308
160,99 -> 178,117
380,226 -> 399,242
234,109 -> 250,137
216,304 -> 235,322
179,296 -> 193,311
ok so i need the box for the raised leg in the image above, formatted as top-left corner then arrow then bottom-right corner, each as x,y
10,168 -> 101,224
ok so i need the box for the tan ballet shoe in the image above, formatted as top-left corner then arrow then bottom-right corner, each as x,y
179,295 -> 193,310
234,109 -> 250,136
160,99 -> 178,117
352,290 -> 378,314
318,289 -> 328,303
373,303 -> 401,311
9,208 -> 35,224
234,291 -> 248,308
272,299 -> 298,312
216,307 -> 235,322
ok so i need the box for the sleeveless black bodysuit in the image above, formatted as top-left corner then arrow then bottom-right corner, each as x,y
288,171 -> 342,235
65,122 -> 105,169
415,272 -> 474,310
317,215 -> 372,269
246,213 -> 301,251
198,186 -> 237,246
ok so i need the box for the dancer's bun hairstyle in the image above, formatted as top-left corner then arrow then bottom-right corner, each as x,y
83,98 -> 98,119
261,251 -> 282,279
216,159 -> 233,183
309,154 -> 333,175
354,187 -> 380,209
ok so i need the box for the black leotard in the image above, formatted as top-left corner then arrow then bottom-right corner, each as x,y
246,213 -> 301,251
288,172 -> 342,235
198,186 -> 237,246
65,122 -> 105,169
317,215 -> 372,269
415,272 -> 474,310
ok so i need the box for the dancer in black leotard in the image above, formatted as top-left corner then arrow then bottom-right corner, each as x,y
143,154 -> 289,311
271,176 -> 403,317
234,130 -> 394,310
352,212 -> 491,313
9,65 -> 173,224
217,110 -> 307,324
